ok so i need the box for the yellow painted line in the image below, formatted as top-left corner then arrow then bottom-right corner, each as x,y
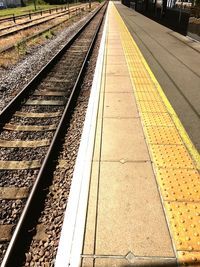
111,3 -> 200,265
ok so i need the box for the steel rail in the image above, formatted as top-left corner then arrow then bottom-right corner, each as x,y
1,2 -> 107,266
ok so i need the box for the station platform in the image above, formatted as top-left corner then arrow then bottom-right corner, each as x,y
55,2 -> 200,267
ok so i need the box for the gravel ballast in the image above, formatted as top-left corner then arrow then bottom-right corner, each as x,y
22,16 -> 104,267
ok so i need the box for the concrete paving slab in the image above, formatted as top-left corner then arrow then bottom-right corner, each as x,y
95,161 -> 174,257
82,258 -> 94,267
83,162 -> 99,255
105,76 -> 133,93
104,93 -> 139,118
107,46 -> 123,52
95,256 -> 177,266
92,90 -> 104,162
101,118 -> 149,162
95,258 -> 128,267
107,43 -> 123,49
106,55 -> 127,65
106,64 -> 130,76
107,47 -> 125,56
108,30 -> 120,34
107,39 -> 122,44
92,118 -> 102,162
107,36 -> 121,40
92,50 -> 106,162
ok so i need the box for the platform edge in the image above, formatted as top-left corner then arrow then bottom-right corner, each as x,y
54,9 -> 108,267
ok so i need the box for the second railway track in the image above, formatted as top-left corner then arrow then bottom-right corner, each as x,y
0,5 -> 85,38
0,4 -> 88,55
0,2 -> 107,266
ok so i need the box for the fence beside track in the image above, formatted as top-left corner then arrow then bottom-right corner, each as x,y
0,5 -> 70,23
0,6 -> 85,39
0,7 -> 85,54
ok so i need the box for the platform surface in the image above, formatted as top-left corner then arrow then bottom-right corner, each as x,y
82,13 -> 175,260
80,2 -> 200,266
55,2 -> 200,267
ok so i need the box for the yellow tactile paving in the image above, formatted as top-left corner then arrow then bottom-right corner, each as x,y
150,145 -> 195,169
164,202 -> 200,251
133,84 -> 157,92
135,91 -> 161,102
111,2 -> 200,265
177,251 -> 200,267
138,101 -> 167,113
141,113 -> 174,127
144,126 -> 183,145
156,168 -> 200,201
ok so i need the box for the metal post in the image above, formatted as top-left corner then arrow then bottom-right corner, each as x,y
162,0 -> 167,16
33,0 -> 36,11
68,0 -> 70,18
13,14 -> 16,23
179,0 -> 183,23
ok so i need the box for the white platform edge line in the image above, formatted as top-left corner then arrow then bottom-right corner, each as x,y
54,7 -> 108,267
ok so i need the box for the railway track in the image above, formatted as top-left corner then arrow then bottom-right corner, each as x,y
0,2 -> 107,266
